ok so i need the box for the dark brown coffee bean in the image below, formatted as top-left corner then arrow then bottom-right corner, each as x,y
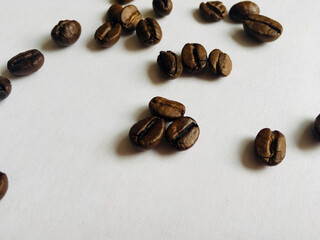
199,1 -> 227,22
107,4 -> 123,23
0,172 -> 8,200
0,76 -> 12,101
313,114 -> 320,141
7,49 -> 45,76
152,0 -> 173,17
136,18 -> 162,46
118,0 -> 133,5
181,43 -> 207,73
208,49 -> 232,76
229,1 -> 260,22
243,14 -> 283,42
149,96 -> 186,121
157,51 -> 183,79
95,22 -> 122,48
129,116 -> 165,149
255,128 -> 286,166
119,5 -> 142,31
51,20 -> 82,47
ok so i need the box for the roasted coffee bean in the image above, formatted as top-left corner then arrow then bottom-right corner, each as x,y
51,20 -> 82,47
149,96 -> 185,121
157,51 -> 183,79
129,116 -> 165,149
136,18 -> 162,46
243,14 -> 283,42
0,76 -> 12,101
95,22 -> 122,48
181,43 -> 207,73
199,1 -> 227,21
229,1 -> 260,22
7,49 -> 45,76
0,172 -> 8,200
107,4 -> 123,22
152,0 -> 173,17
255,128 -> 286,166
166,117 -> 200,151
119,5 -> 142,31
118,0 -> 133,5
208,49 -> 232,76
313,114 -> 320,141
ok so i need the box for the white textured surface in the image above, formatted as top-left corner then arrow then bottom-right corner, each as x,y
0,0 -> 320,239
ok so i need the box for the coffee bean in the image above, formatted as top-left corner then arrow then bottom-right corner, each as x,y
255,128 -> 286,166
0,172 -> 8,200
7,49 -> 45,76
149,96 -> 186,121
181,43 -> 207,73
243,14 -> 283,42
229,1 -> 260,22
129,116 -> 165,149
118,0 -> 133,5
95,22 -> 122,48
152,0 -> 173,17
313,114 -> 320,141
136,18 -> 162,46
208,49 -> 232,76
157,51 -> 183,79
119,5 -> 142,31
166,117 -> 200,151
199,1 -> 227,22
0,76 -> 12,101
107,4 -> 123,23
51,20 -> 82,47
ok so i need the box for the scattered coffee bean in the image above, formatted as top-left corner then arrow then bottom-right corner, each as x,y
136,18 -> 162,46
7,49 -> 45,76
95,22 -> 122,48
51,20 -> 82,47
199,1 -> 227,22
0,76 -> 12,101
153,0 -> 173,17
118,0 -> 133,5
149,96 -> 186,121
166,117 -> 200,151
157,51 -> 183,79
255,128 -> 286,166
243,14 -> 283,42
313,114 -> 320,141
107,4 -> 123,23
181,43 -> 207,73
119,5 -> 142,31
129,116 -> 165,149
229,1 -> 260,22
0,172 -> 8,200
208,49 -> 232,76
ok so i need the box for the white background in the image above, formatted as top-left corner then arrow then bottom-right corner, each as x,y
1,0 -> 320,239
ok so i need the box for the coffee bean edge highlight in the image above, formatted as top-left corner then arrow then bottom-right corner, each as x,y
229,1 -> 260,22
136,18 -> 162,46
152,0 -> 173,17
149,96 -> 186,121
0,76 -> 12,101
51,20 -> 82,47
199,1 -> 227,22
0,172 -> 8,200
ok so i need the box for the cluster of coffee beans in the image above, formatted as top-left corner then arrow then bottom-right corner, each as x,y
0,172 -> 8,200
129,97 -> 200,151
157,43 -> 232,79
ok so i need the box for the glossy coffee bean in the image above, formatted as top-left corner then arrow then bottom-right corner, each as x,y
181,43 -> 207,73
149,96 -> 186,121
119,5 -> 142,31
118,0 -> 133,5
243,14 -> 283,42
313,114 -> 320,141
0,172 -> 8,200
136,18 -> 162,46
107,4 -> 123,22
199,1 -> 227,21
51,20 -> 82,47
208,49 -> 232,76
152,0 -> 173,17
157,51 -> 183,79
0,76 -> 12,101
95,22 -> 122,48
229,1 -> 260,22
255,128 -> 286,166
129,116 -> 165,149
166,117 -> 200,151
7,49 -> 45,76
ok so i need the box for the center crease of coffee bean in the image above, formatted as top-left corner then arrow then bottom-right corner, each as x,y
192,46 -> 203,71
137,118 -> 158,140
205,2 -> 224,17
172,122 -> 198,144
247,17 -> 281,33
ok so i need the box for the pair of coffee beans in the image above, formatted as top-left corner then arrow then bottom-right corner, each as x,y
129,96 -> 200,151
0,172 -> 8,200
51,20 -> 82,47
